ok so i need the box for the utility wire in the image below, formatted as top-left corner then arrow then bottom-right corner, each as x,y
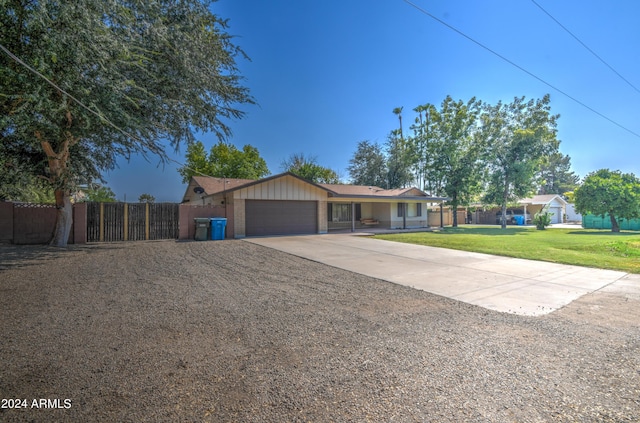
0,42 -> 213,179
402,0 -> 640,139
0,43 -> 135,143
530,0 -> 640,96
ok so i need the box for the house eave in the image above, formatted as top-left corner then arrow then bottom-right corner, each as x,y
518,195 -> 569,206
328,194 -> 449,202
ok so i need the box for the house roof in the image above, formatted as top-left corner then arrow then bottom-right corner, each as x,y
220,172 -> 330,194
181,176 -> 256,202
191,176 -> 256,195
319,184 -> 443,200
183,173 -> 448,202
519,194 -> 568,206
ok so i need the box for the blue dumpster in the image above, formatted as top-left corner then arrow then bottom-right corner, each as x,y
513,215 -> 524,225
210,218 -> 227,240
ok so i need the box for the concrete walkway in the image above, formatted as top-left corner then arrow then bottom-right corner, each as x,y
246,234 -> 639,316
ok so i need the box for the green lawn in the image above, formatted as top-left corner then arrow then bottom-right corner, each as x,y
375,226 -> 640,273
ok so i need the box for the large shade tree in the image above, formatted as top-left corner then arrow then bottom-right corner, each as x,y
535,151 -> 579,195
347,140 -> 387,187
82,185 -> 117,203
479,95 -> 559,228
281,153 -> 340,184
178,140 -> 269,182
1,0 -> 253,246
0,138 -> 54,202
385,133 -> 413,189
574,169 -> 640,233
423,96 -> 482,226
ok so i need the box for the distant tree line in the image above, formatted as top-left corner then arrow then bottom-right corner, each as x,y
178,143 -> 340,184
178,95 -> 584,229
348,95 -> 580,227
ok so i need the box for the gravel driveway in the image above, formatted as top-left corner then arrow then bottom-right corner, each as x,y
1,240 -> 639,422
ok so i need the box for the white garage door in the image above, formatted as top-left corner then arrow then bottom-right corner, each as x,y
550,207 -> 562,224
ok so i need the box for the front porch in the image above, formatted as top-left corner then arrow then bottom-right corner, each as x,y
327,200 -> 446,232
328,226 -> 442,235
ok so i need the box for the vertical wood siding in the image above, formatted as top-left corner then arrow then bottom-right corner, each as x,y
86,203 -> 178,242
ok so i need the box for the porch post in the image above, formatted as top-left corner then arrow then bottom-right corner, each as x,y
523,204 -> 528,224
351,202 -> 355,232
403,203 -> 407,229
439,202 -> 444,228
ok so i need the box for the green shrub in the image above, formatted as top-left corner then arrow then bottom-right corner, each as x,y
533,208 -> 552,230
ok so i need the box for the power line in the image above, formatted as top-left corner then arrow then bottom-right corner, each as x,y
401,0 -> 640,140
0,42 -> 213,179
0,42 -> 136,143
530,0 -> 640,96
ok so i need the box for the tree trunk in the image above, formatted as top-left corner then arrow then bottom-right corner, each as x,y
38,130 -> 76,248
51,189 -> 73,246
500,179 -> 509,229
451,197 -> 458,227
500,204 -> 507,229
609,213 -> 620,233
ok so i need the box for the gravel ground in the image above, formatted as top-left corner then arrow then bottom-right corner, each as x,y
1,240 -> 639,422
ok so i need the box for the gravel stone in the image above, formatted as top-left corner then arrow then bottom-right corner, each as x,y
0,240 -> 638,422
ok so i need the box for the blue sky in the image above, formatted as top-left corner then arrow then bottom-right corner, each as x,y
104,0 -> 640,202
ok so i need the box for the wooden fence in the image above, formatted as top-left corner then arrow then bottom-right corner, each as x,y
427,208 -> 469,226
86,202 -> 179,242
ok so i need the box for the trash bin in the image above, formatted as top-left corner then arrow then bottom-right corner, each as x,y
210,217 -> 227,240
514,215 -> 524,225
194,218 -> 210,241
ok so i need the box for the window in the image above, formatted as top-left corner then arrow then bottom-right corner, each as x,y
397,203 -> 404,217
406,203 -> 423,217
407,203 -> 417,217
328,203 -> 351,222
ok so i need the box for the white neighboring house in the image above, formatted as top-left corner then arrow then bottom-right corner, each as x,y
565,204 -> 582,223
519,194 -> 569,224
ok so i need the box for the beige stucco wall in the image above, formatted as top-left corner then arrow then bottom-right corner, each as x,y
428,209 -> 451,226
318,201 -> 328,234
390,202 -> 429,229
360,203 -> 373,219
372,202 -> 390,227
233,198 -> 246,238
182,179 -> 202,204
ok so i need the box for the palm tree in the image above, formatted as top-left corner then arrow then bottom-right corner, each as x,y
393,106 -> 404,140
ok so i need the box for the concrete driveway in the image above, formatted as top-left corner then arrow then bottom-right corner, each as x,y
246,234 -> 639,316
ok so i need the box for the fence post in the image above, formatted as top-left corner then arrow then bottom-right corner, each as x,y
99,202 -> 104,242
0,202 -> 13,244
178,204 -> 190,240
145,202 -> 150,240
123,203 -> 129,241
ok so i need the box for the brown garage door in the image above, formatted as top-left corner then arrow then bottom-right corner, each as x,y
245,200 -> 317,236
